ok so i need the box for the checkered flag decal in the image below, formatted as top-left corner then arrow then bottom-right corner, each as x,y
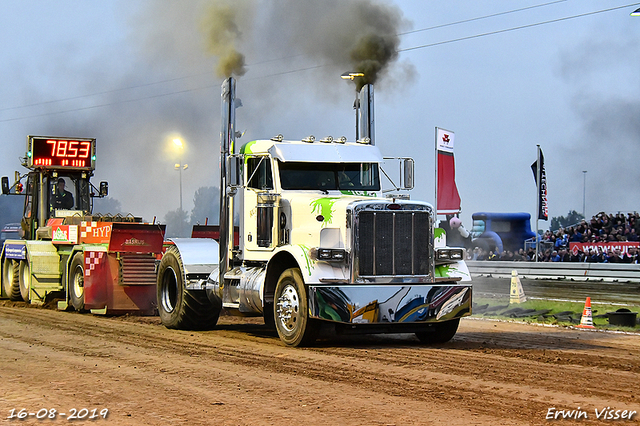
85,251 -> 104,276
80,221 -> 98,239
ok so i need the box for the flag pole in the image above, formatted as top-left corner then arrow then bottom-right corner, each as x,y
535,144 -> 541,262
434,127 -> 438,220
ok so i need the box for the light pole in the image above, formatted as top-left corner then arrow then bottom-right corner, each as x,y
582,170 -> 587,219
173,138 -> 188,212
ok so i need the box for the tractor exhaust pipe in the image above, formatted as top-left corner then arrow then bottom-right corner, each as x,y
219,77 -> 237,288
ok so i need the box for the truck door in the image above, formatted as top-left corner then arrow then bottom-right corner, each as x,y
244,155 -> 277,252
22,174 -> 38,239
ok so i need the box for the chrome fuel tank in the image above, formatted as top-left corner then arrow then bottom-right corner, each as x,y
208,265 -> 266,314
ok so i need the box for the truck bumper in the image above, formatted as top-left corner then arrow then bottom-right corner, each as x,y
308,283 -> 471,325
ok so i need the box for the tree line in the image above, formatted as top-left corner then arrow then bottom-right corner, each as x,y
0,186 -> 221,238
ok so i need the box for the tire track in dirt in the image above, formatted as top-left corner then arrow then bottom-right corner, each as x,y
1,307 -> 505,425
2,305 -> 640,425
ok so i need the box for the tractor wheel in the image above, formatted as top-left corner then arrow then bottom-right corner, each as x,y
274,268 -> 318,347
18,260 -> 31,303
415,318 -> 460,344
2,258 -> 21,301
157,246 -> 220,330
69,253 -> 85,311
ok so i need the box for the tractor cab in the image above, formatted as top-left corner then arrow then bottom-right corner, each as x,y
2,136 -> 108,240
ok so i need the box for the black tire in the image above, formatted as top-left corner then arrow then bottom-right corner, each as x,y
415,318 -> 460,344
3,258 -> 21,301
18,260 -> 31,303
69,253 -> 86,311
274,268 -> 318,347
157,247 -> 220,330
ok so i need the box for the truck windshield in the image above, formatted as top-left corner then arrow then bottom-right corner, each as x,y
279,161 -> 380,191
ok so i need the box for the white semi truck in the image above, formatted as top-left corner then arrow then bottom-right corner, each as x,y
156,78 -> 471,346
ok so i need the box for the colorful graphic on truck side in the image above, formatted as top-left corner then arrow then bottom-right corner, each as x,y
310,197 -> 338,227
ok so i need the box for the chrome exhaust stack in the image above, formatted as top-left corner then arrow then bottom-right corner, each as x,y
219,77 -> 237,289
358,84 -> 375,145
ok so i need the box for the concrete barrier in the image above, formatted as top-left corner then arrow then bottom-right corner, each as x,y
466,260 -> 640,283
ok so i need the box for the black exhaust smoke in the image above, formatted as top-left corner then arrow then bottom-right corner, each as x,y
350,30 -> 400,92
200,0 -> 410,87
202,1 -> 248,78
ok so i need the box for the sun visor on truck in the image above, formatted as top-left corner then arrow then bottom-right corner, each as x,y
268,142 -> 383,163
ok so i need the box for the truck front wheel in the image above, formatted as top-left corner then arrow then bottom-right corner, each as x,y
2,258 -> 21,301
274,268 -> 318,347
69,253 -> 85,311
415,318 -> 460,344
157,247 -> 220,330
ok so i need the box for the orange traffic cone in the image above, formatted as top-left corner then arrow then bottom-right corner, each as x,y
577,297 -> 595,329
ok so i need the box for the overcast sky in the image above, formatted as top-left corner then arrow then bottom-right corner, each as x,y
1,0 -> 639,228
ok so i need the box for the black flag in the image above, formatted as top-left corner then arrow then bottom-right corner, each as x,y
531,148 -> 548,221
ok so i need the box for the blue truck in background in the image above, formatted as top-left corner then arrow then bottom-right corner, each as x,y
470,212 -> 536,254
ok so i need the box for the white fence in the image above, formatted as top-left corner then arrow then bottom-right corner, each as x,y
466,260 -> 640,283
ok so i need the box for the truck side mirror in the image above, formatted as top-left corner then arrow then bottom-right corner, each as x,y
99,181 -> 109,197
229,155 -> 243,188
403,158 -> 414,190
1,177 -> 9,195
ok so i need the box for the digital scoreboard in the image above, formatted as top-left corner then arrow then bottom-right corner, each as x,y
27,136 -> 96,170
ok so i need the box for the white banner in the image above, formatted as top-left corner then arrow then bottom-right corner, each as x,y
436,128 -> 455,153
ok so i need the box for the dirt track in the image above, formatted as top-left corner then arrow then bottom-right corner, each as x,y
1,303 -> 639,425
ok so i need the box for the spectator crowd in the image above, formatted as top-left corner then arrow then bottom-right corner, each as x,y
468,211 -> 640,263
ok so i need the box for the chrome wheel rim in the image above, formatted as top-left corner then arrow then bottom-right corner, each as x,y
276,284 -> 300,332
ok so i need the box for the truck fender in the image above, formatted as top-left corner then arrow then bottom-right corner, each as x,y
166,237 -> 219,279
272,244 -> 349,284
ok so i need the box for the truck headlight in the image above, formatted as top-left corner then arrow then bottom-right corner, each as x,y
436,248 -> 464,262
314,248 -> 347,262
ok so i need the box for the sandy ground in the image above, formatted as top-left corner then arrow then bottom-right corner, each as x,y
1,302 -> 639,425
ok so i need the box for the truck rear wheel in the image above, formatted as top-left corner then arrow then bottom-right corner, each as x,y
69,253 -> 85,311
18,260 -> 31,302
3,258 -> 21,301
157,247 -> 220,330
415,318 -> 460,344
274,267 -> 318,347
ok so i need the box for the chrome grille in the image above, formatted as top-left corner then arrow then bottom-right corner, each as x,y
357,210 -> 432,276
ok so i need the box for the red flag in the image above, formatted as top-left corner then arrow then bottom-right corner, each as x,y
436,128 -> 461,214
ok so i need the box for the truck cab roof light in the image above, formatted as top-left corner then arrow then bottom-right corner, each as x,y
356,137 -> 371,145
302,135 -> 315,143
271,134 -> 284,142
320,136 -> 333,143
336,136 -> 347,144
